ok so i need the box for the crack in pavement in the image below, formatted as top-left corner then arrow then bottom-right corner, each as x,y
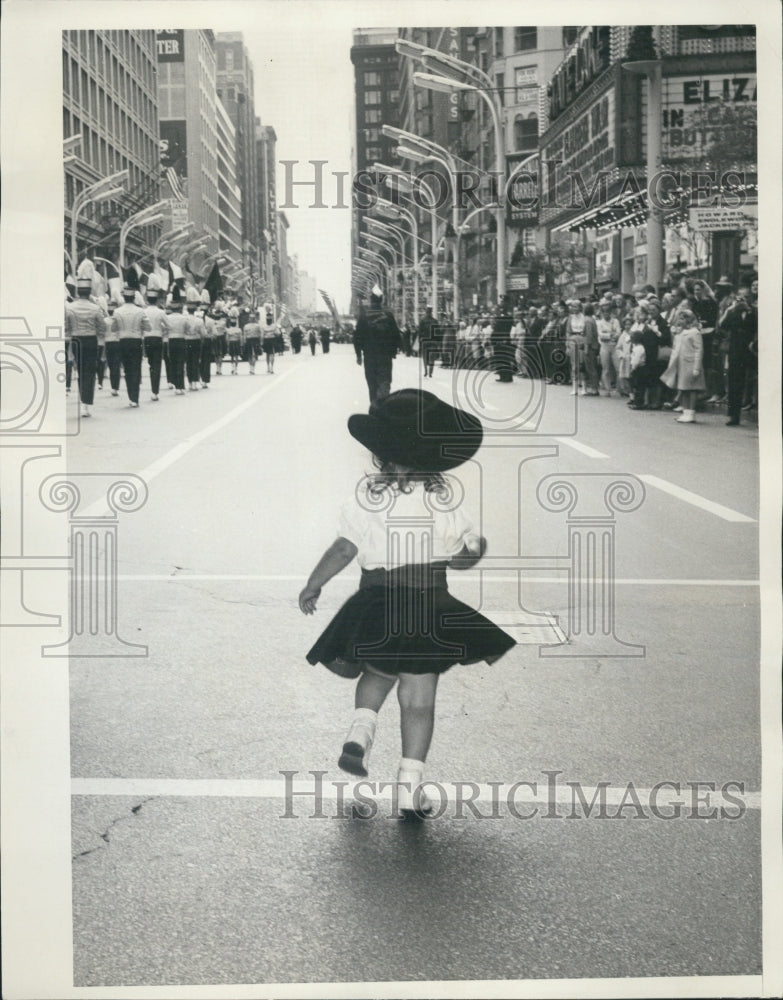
72,798 -> 156,860
173,579 -> 287,609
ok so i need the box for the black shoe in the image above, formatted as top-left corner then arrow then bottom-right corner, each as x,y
628,404 -> 646,410
726,419 -> 740,426
338,741 -> 368,778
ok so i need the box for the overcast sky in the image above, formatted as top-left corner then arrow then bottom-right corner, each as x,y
243,21 -> 359,313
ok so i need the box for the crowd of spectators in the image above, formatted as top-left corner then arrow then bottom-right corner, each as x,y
405,273 -> 758,428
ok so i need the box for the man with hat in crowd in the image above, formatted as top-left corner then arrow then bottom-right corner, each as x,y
143,277 -> 169,402
65,274 -> 107,418
184,286 -> 205,391
353,284 -> 403,406
112,283 -> 151,407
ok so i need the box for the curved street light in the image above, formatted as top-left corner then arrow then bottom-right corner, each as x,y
69,169 -> 130,274
372,163 -> 439,312
397,41 -> 507,300
119,200 -> 169,269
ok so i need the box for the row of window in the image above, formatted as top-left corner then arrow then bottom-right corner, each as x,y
63,106 -> 158,176
362,70 -> 399,87
64,52 -> 157,133
63,31 -> 156,96
65,32 -> 156,98
364,89 -> 399,106
494,26 -> 538,56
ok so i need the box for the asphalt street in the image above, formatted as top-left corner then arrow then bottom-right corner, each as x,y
67,345 -> 761,988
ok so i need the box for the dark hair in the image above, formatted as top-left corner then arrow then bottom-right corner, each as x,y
368,455 -> 447,496
584,304 -> 595,316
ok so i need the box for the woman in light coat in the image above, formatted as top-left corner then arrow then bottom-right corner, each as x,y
660,309 -> 705,424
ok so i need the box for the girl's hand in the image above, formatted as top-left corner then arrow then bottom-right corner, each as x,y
299,584 -> 321,615
450,535 -> 487,570
693,369 -> 700,378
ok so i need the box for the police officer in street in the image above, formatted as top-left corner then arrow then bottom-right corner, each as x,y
65,276 -> 106,417
112,285 -> 150,407
353,284 -> 402,406
491,297 -> 515,382
417,305 -> 440,378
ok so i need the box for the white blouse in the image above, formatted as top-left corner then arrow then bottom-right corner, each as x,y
337,480 -> 475,569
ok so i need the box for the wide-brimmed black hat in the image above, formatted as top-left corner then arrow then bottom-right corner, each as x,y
348,389 -> 483,472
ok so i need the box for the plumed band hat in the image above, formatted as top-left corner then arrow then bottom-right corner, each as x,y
348,389 -> 483,472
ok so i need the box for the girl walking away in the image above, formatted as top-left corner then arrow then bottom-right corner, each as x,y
299,390 -> 516,818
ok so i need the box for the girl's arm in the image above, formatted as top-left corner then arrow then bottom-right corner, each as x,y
299,537 -> 358,614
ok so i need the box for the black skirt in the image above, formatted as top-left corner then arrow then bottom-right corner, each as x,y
307,564 -> 516,678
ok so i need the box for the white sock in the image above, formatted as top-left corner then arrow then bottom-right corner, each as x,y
345,708 -> 377,750
398,757 -> 425,779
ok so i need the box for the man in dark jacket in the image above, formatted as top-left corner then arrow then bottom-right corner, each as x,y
417,306 -> 440,378
490,297 -> 515,382
722,284 -> 757,426
353,286 -> 402,406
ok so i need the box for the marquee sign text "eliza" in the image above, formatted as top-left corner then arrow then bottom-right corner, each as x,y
548,26 -> 611,122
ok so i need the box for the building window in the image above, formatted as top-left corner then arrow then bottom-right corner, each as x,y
514,27 -> 537,52
365,145 -> 382,162
513,112 -> 538,151
364,90 -> 381,105
562,26 -> 579,47
364,71 -> 381,86
495,28 -> 504,58
364,127 -> 380,141
364,107 -> 381,123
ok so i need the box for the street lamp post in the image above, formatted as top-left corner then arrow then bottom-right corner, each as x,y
361,232 -> 403,322
119,200 -> 169,269
383,126 -> 463,320
69,169 -> 129,274
411,71 -> 507,302
373,162 -> 439,313
372,198 -> 421,323
395,39 -> 507,301
366,218 -> 412,324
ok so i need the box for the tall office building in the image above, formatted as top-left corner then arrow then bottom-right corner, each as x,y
155,29 -> 219,246
215,33 -> 261,272
63,30 -> 162,266
255,122 -> 278,300
350,28 -> 401,311
215,98 -> 243,261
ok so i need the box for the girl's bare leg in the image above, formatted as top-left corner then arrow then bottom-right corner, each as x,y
397,671 -> 439,762
338,664 -> 396,777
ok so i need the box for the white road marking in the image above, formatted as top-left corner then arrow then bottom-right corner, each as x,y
116,574 -> 760,586
71,777 -> 760,811
82,365 -> 299,518
553,436 -> 609,459
637,474 -> 757,523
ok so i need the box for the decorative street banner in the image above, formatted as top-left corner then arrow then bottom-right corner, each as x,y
688,204 -> 758,231
156,30 -> 185,63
